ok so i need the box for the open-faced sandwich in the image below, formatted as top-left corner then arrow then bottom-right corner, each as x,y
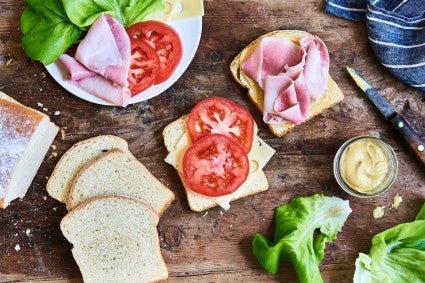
163,97 -> 275,212
231,30 -> 344,137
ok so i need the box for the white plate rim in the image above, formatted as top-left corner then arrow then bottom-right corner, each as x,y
45,16 -> 203,106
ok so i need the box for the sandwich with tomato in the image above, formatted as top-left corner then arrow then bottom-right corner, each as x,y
163,97 -> 275,212
230,30 -> 344,137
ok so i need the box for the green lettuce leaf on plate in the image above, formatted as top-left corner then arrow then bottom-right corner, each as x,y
252,194 -> 352,283
20,0 -> 84,65
354,203 -> 425,283
62,0 -> 164,29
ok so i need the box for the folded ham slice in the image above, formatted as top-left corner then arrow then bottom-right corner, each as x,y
75,14 -> 131,87
56,13 -> 131,107
242,35 -> 330,125
58,54 -> 131,107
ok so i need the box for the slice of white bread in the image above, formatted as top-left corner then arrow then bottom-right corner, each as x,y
163,115 -> 275,212
46,135 -> 128,203
67,149 -> 175,215
230,30 -> 344,137
0,91 -> 58,208
60,195 -> 168,283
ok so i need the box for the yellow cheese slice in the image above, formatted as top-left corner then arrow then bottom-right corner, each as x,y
153,0 -> 204,22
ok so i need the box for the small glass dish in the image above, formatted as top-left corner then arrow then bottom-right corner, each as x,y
333,136 -> 398,198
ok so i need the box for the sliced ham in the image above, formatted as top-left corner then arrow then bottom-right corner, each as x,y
242,37 -> 305,88
299,36 -> 329,101
241,35 -> 330,125
75,14 -> 131,87
58,54 -> 131,107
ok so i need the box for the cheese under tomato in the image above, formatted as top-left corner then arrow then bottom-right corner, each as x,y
165,129 -> 275,210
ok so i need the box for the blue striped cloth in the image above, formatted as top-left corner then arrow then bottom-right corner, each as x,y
324,0 -> 425,92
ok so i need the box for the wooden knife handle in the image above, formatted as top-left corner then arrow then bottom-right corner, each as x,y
390,114 -> 425,168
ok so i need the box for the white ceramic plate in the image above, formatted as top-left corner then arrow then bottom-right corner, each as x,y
45,16 -> 202,106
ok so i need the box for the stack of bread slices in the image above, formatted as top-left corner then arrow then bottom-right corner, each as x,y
47,135 -> 174,283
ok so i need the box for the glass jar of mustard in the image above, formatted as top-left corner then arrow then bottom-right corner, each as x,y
333,136 -> 398,197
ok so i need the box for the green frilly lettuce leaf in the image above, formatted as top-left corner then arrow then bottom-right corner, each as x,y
20,0 -> 164,65
252,194 -> 352,283
353,203 -> 425,283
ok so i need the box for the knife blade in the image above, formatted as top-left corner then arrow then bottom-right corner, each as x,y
346,66 -> 425,168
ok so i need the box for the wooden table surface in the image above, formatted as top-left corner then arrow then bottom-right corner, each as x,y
1,0 -> 424,282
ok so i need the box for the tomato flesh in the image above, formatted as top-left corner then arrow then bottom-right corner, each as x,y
127,21 -> 183,84
183,134 -> 249,197
188,97 -> 255,154
128,39 -> 160,96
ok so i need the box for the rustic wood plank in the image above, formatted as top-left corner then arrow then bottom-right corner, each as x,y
0,0 -> 424,282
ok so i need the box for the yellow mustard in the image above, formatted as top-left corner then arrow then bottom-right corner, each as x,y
340,139 -> 389,193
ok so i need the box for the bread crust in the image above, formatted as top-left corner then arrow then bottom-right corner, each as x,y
230,30 -> 344,137
0,92 -> 58,208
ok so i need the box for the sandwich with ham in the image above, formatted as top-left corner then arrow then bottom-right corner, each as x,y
231,30 -> 344,137
163,97 -> 275,212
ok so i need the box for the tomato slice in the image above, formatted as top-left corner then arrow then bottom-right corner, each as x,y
183,134 -> 250,197
128,39 -> 160,96
187,97 -> 255,154
127,21 -> 183,84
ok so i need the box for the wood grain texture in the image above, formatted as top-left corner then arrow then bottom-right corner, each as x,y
0,0 -> 424,282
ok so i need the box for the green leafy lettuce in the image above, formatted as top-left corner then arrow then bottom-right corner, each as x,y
20,0 -> 84,65
20,0 -> 164,65
353,203 -> 425,283
252,194 -> 352,283
61,0 -> 164,29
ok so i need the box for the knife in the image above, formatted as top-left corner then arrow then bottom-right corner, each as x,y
346,66 -> 425,168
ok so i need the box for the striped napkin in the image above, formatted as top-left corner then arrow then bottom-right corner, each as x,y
324,0 -> 425,92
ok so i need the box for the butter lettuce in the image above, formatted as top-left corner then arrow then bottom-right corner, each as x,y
353,203 -> 425,283
62,0 -> 164,29
252,194 -> 352,283
20,0 -> 164,65
20,0 -> 83,65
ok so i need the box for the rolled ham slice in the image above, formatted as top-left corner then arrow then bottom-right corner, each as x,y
241,35 -> 330,125
299,36 -> 329,101
58,54 -> 131,107
75,14 -> 131,87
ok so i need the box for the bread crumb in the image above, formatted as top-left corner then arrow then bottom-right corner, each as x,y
373,206 -> 385,219
202,211 -> 208,218
51,144 -> 57,150
52,152 -> 58,157
42,107 -> 48,112
61,129 -> 66,140
53,207 -> 57,211
43,196 -> 47,201
54,111 -> 60,116
219,211 -> 223,215
6,58 -> 12,66
37,102 -> 43,107
391,193 -> 403,209
14,244 -> 20,252
25,229 -> 31,236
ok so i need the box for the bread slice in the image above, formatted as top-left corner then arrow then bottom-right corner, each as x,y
60,195 -> 168,283
230,30 -> 344,137
163,115 -> 275,212
46,135 -> 128,204
0,92 -> 58,208
67,149 -> 175,215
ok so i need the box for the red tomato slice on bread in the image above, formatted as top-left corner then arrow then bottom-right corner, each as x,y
127,21 -> 183,84
128,39 -> 160,96
183,134 -> 250,197
187,97 -> 255,153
